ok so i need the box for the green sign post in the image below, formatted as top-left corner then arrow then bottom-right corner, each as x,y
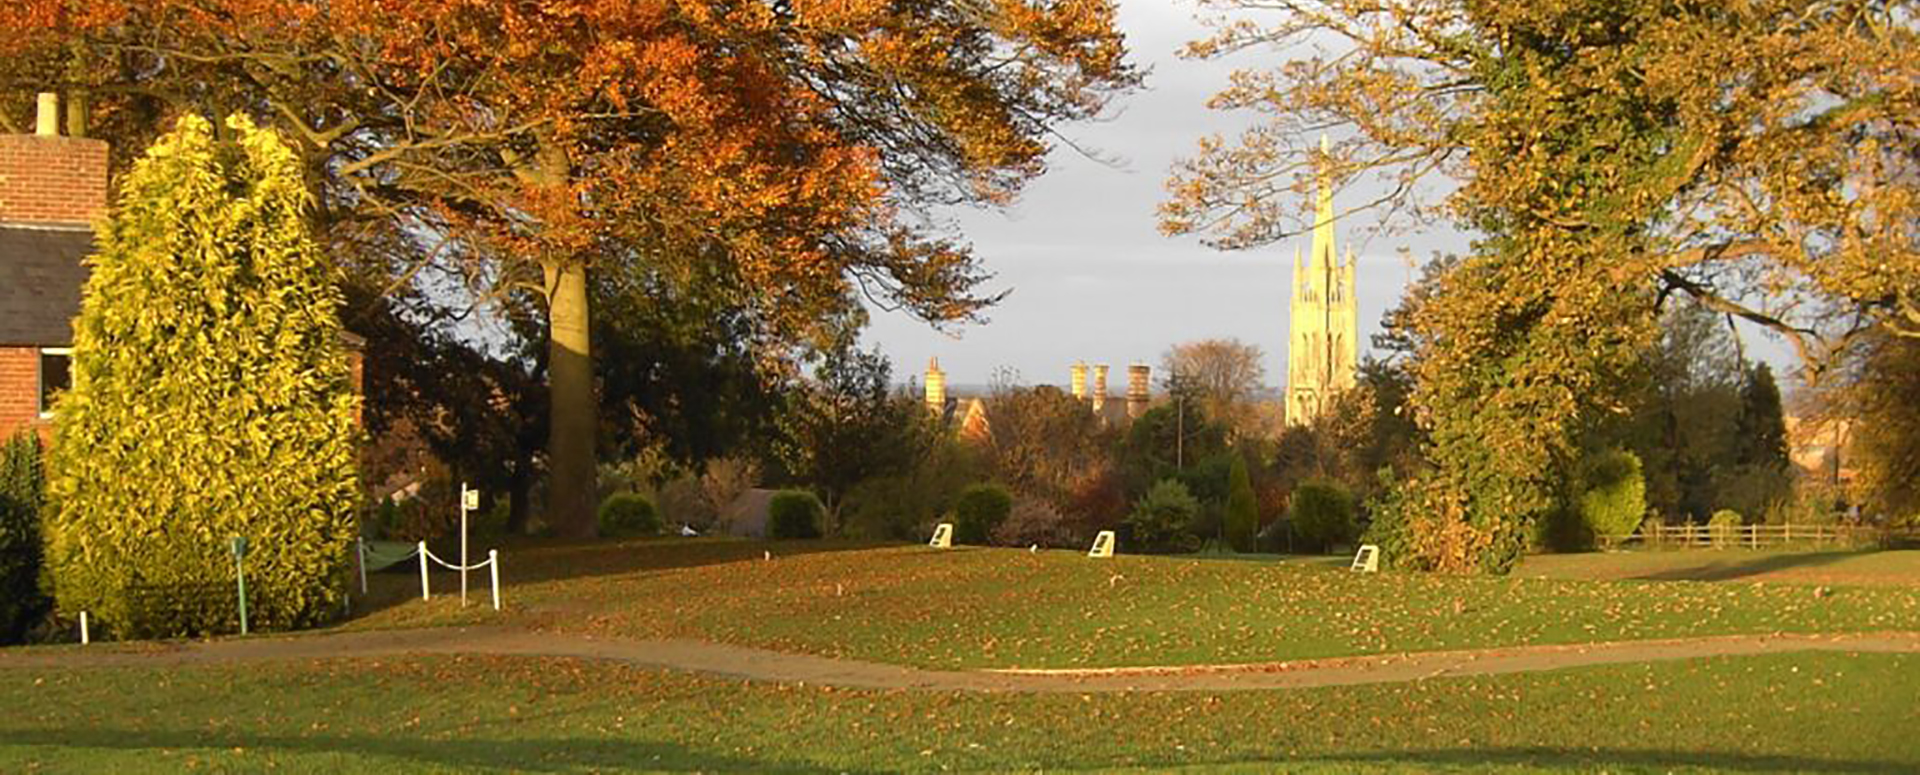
230,535 -> 249,636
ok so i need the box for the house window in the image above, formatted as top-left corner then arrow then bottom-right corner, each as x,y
38,348 -> 71,418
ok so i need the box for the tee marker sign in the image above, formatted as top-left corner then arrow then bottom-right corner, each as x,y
929,523 -> 953,549
1351,544 -> 1380,573
1088,530 -> 1116,558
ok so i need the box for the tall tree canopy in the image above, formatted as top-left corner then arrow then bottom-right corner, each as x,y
1161,337 -> 1267,438
3,0 -> 1139,536
1163,0 -> 1920,571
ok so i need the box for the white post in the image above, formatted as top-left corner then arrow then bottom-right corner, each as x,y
357,537 -> 368,594
489,549 -> 501,611
460,482 -> 470,607
79,611 -> 89,645
418,540 -> 431,601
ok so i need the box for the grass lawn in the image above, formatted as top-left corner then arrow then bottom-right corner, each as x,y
346,539 -> 1920,670
3,650 -> 1914,773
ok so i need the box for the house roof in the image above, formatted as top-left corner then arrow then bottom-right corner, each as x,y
0,225 -> 91,347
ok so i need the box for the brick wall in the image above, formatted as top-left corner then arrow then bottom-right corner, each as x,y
0,346 -> 46,440
0,134 -> 109,227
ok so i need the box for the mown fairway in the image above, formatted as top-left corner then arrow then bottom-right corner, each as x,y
4,650 -> 1916,773
348,539 -> 1920,669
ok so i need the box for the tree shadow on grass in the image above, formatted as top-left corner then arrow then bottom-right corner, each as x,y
1132,746 -> 1916,774
1630,550 -> 1868,583
1,727 -> 872,774
351,537 -> 897,620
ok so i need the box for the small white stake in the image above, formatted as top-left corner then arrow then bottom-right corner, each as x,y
418,541 -> 431,600
489,549 -> 501,611
79,611 -> 89,645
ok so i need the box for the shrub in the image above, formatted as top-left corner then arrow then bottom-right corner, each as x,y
597,493 -> 661,537
1709,509 -> 1744,546
1289,479 -> 1357,553
1225,455 -> 1258,553
768,490 -> 824,539
45,115 -> 359,638
0,433 -> 50,643
655,475 -> 711,530
991,496 -> 1083,549
1577,449 -> 1647,540
952,484 -> 1013,545
1126,479 -> 1201,553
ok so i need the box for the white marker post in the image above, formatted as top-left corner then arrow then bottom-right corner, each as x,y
1351,544 -> 1380,573
418,540 -> 431,600
929,523 -> 953,549
79,611 -> 89,645
489,549 -> 501,611
460,483 -> 479,606
1088,530 -> 1116,558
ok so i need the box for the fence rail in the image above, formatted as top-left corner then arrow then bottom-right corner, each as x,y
1608,523 -> 1920,550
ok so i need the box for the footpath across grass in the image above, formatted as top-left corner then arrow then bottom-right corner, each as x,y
349,539 -> 1920,670
3,650 -> 1915,773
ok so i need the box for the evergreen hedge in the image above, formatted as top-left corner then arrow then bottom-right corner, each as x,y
1125,478 -> 1200,553
1224,455 -> 1258,552
598,493 -> 661,536
1577,448 -> 1647,540
0,433 -> 49,643
952,483 -> 1012,545
1288,479 -> 1356,553
44,115 -> 359,638
768,490 -> 824,539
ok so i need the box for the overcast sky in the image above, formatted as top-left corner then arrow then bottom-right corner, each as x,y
858,0 -> 1790,390
858,0 -> 1468,390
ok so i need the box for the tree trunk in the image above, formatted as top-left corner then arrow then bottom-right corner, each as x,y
545,261 -> 597,538
505,448 -> 532,536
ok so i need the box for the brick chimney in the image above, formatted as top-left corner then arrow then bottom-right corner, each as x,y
0,93 -> 109,228
1127,363 -> 1151,418
1091,363 -> 1109,413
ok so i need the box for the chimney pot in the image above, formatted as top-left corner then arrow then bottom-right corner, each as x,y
36,93 -> 60,137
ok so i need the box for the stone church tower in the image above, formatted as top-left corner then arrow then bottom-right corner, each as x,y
1285,138 -> 1359,426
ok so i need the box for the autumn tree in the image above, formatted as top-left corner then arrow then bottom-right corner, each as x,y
1162,338 -> 1268,439
1164,0 -> 1920,572
5,0 -> 1139,536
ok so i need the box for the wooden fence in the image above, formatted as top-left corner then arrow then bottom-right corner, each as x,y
1611,523 -> 1920,550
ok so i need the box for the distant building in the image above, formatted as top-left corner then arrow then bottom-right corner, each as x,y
920,360 -> 1149,440
1285,136 -> 1359,427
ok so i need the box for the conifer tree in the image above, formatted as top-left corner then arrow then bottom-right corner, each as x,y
1225,454 -> 1258,553
44,114 -> 359,637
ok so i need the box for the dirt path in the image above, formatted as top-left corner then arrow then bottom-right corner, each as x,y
5,627 -> 1918,693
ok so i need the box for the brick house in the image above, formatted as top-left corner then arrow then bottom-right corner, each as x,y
0,95 -> 106,441
0,93 -> 362,441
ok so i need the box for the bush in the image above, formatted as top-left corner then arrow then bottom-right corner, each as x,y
655,475 -> 711,530
0,433 -> 50,643
597,493 -> 661,537
768,490 -> 824,539
1577,449 -> 1647,540
1289,479 -> 1356,553
1126,479 -> 1201,553
1225,455 -> 1258,553
45,115 -> 359,638
991,496 -> 1083,549
1709,509 -> 1744,546
952,484 -> 1012,545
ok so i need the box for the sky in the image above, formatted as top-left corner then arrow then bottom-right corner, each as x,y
858,0 -> 1469,390
858,0 -> 1791,391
